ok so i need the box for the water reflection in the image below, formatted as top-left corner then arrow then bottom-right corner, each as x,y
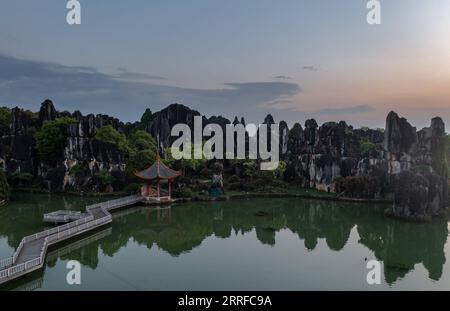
87,199 -> 448,284
0,196 -> 448,290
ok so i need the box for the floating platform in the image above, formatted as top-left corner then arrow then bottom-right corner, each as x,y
43,210 -> 86,224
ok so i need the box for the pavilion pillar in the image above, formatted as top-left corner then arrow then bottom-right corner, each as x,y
157,179 -> 160,198
168,180 -> 172,198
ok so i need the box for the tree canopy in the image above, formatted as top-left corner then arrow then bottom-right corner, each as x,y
95,125 -> 130,154
0,107 -> 11,135
127,130 -> 158,173
35,117 -> 76,165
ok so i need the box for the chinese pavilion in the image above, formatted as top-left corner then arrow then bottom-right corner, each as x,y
134,155 -> 181,202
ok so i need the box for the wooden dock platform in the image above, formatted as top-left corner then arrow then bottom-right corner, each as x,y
0,195 -> 143,286
43,210 -> 86,224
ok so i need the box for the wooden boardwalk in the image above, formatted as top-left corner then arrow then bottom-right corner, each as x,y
0,195 -> 143,286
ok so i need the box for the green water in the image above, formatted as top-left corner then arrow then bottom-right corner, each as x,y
0,193 -> 449,291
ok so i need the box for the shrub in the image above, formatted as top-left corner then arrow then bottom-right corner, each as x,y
341,176 -> 369,198
228,182 -> 242,191
239,160 -> 256,178
227,175 -> 240,184
95,171 -> 115,187
254,161 -> 286,181
359,139 -> 376,156
69,163 -> 89,177
199,167 -> 210,178
176,187 -> 193,198
412,165 -> 432,174
8,172 -> 34,187
123,183 -> 141,194
0,170 -> 10,201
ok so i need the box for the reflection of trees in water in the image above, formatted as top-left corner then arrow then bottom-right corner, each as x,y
101,206 -> 215,257
357,216 -> 448,284
0,194 -> 100,248
2,196 -> 448,286
70,199 -> 448,284
283,201 -> 356,251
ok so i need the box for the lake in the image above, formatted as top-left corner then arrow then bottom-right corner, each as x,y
0,193 -> 449,291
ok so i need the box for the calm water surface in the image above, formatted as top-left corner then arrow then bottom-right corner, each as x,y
0,193 -> 449,291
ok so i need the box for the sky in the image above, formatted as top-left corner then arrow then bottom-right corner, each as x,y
0,0 -> 449,129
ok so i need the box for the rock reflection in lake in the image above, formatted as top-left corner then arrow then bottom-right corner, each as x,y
0,195 -> 448,290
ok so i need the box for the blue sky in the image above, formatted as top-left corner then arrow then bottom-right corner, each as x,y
1,0 -> 449,128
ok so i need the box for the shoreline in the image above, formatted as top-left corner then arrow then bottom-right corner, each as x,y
12,187 -> 393,205
7,187 -> 449,223
11,187 -> 127,198
14,188 -> 450,224
192,192 -> 393,205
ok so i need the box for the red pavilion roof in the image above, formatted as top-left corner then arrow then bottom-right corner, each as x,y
134,156 -> 181,180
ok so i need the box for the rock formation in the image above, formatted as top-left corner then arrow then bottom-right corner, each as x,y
1,100 -> 129,192
0,99 -> 447,220
390,116 -> 448,219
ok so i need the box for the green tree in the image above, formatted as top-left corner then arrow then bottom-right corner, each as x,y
127,130 -> 158,173
130,109 -> 156,133
164,144 -> 207,175
35,117 -> 76,165
129,130 -> 157,151
255,160 -> 287,180
95,170 -> 115,188
0,107 -> 11,135
359,126 -> 370,132
95,125 -> 130,154
140,108 -> 155,125
360,139 -> 376,156
128,150 -> 156,173
273,160 -> 287,179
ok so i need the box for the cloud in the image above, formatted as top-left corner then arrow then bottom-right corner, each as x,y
114,68 -> 166,81
312,105 -> 375,115
0,54 -> 301,122
260,99 -> 294,110
302,65 -> 319,72
273,75 -> 292,80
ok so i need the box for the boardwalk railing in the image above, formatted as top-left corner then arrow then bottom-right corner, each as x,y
0,195 -> 141,284
12,240 -> 25,264
86,195 -> 142,212
0,257 -> 13,270
0,213 -> 113,280
22,215 -> 95,245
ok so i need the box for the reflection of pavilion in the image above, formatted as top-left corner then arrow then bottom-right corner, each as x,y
134,155 -> 181,203
144,207 -> 172,229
